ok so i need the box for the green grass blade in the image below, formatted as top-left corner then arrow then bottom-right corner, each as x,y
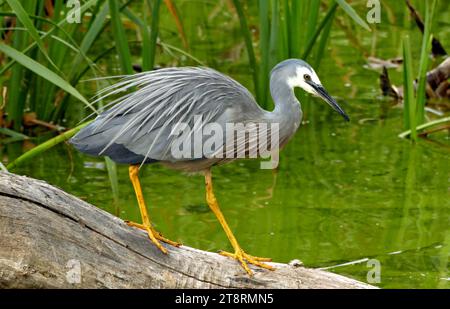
0,43 -> 94,111
5,0 -> 61,74
70,0 -> 134,79
305,0 -> 321,43
108,0 -> 133,75
4,0 -> 33,130
302,3 -> 338,59
0,128 -> 29,141
70,2 -> 109,78
416,0 -> 436,124
277,0 -> 288,59
105,156 -> 120,213
0,12 -> 100,73
38,0 -> 62,120
122,5 -> 152,70
314,4 -> 335,69
6,121 -> 92,170
2,28 -> 99,68
123,6 -> 144,27
87,0 -> 103,28
335,0 -> 371,31
232,0 -> 259,101
258,0 -> 269,108
283,0 -> 291,56
398,116 -> 450,139
290,0 -> 304,56
416,35 -> 433,124
121,4 -> 164,70
147,0 -> 162,71
6,31 -> 27,130
0,0 -> 98,76
269,0 -> 280,68
402,35 -> 416,141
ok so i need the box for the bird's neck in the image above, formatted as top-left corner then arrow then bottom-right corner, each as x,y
268,80 -> 302,146
269,80 -> 302,122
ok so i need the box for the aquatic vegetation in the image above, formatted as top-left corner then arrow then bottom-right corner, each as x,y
0,0 -> 194,202
1,0 -> 371,166
1,0 -> 449,288
233,0 -> 369,108
401,0 -> 436,142
0,0 -> 194,130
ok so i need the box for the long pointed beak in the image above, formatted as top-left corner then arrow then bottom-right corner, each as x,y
307,81 -> 350,121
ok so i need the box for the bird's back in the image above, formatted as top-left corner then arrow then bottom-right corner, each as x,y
70,67 -> 264,169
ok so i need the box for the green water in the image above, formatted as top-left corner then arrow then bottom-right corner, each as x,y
5,1 -> 450,288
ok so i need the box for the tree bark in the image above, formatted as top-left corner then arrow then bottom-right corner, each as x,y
0,172 -> 375,289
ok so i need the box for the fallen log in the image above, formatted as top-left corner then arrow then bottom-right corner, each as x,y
0,172 -> 375,289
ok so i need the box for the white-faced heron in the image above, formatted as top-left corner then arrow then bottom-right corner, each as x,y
70,59 -> 349,275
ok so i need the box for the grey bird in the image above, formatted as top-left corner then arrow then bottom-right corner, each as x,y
70,59 -> 349,275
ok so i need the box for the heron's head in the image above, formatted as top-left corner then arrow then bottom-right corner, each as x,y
271,59 -> 349,121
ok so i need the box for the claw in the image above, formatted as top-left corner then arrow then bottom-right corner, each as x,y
125,220 -> 181,249
219,249 -> 275,275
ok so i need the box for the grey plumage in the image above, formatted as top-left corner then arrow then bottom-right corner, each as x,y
70,59 -> 348,171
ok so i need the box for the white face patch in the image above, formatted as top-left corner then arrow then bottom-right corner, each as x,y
287,66 -> 322,96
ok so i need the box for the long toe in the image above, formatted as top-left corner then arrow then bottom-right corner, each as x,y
152,229 -> 182,247
219,250 -> 275,275
245,257 -> 274,270
125,220 -> 181,248
125,220 -> 167,253
125,220 -> 146,230
245,254 -> 272,262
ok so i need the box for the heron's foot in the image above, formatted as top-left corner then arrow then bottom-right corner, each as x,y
219,249 -> 274,275
125,220 -> 181,251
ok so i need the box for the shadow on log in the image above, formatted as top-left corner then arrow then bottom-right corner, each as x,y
0,172 -> 376,289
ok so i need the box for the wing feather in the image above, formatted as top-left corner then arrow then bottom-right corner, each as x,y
71,67 -> 263,165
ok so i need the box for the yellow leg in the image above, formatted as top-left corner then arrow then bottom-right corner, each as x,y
128,165 -> 180,253
204,169 -> 274,276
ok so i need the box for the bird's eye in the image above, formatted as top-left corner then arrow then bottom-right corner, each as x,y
304,74 -> 311,81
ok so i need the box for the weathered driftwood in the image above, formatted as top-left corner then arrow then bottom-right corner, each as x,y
0,172 -> 375,289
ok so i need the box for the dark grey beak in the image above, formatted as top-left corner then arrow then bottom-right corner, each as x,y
307,81 -> 349,121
